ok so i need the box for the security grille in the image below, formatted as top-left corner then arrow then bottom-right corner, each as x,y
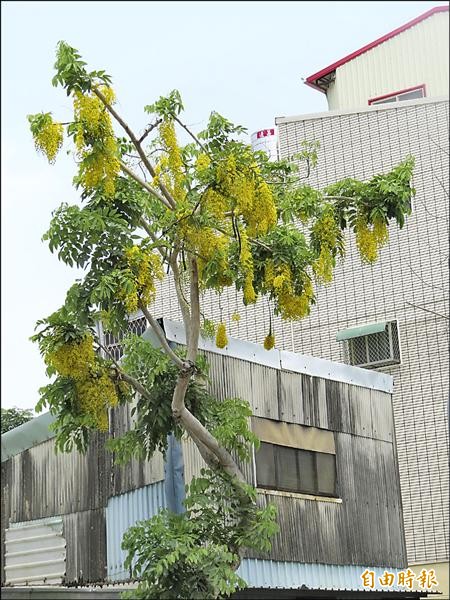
103,315 -> 147,361
346,321 -> 401,368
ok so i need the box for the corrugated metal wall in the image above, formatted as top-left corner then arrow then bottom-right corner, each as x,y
326,10 -> 449,110
1,404 -> 164,585
106,482 -> 166,582
4,518 -> 65,586
276,98 -> 449,565
181,349 -> 405,568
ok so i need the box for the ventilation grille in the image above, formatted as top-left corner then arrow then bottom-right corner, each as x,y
346,321 -> 401,368
103,315 -> 147,361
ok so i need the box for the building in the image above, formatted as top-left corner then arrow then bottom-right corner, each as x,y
1,320 -> 432,598
304,6 -> 449,111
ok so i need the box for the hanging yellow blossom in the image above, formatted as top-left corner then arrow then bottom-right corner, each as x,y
49,335 -> 96,379
160,119 -> 185,202
373,216 -> 389,247
195,153 -> 211,174
31,115 -> 64,164
231,312 -> 241,322
73,86 -> 120,197
48,334 -> 119,432
122,245 -> 164,313
264,261 -> 315,320
312,206 -> 340,284
355,215 -> 378,263
240,229 -> 257,304
264,333 -> 275,350
215,322 -> 228,349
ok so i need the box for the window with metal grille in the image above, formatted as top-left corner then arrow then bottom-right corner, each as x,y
345,321 -> 401,368
255,442 -> 337,497
102,315 -> 147,361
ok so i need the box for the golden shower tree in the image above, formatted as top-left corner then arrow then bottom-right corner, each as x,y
29,42 -> 414,599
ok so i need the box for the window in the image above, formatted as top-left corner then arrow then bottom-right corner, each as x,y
255,442 -> 337,497
337,321 -> 401,368
369,84 -> 426,106
102,315 -> 147,361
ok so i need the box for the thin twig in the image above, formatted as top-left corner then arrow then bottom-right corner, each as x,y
138,118 -> 163,144
173,115 -> 210,157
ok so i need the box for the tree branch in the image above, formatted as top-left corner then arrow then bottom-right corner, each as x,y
138,301 -> 188,370
173,115 -> 210,157
138,118 -> 163,144
170,251 -> 191,340
120,160 -> 173,209
93,86 -> 177,209
96,341 -> 154,403
187,257 -> 200,363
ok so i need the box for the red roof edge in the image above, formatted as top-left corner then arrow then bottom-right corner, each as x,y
305,5 -> 449,92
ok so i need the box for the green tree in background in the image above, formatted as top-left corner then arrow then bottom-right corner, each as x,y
27,41 -> 415,599
1,407 -> 34,434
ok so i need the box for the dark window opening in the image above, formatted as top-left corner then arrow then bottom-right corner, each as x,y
255,442 -> 337,497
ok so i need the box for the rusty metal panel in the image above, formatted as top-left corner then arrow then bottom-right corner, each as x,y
4,518 -> 65,586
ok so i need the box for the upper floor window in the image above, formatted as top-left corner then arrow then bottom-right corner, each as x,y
369,84 -> 426,106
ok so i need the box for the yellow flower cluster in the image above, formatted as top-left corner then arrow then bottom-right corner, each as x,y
160,120 -> 185,202
264,333 -> 275,350
49,334 -> 118,431
76,371 -> 118,431
73,86 -> 120,197
33,118 -> 64,164
231,312 -> 241,322
203,188 -> 228,219
216,155 -> 277,236
312,207 -> 340,285
121,246 -> 164,313
355,214 -> 388,264
195,153 -> 211,174
215,322 -> 228,349
265,260 -> 314,320
240,229 -> 256,304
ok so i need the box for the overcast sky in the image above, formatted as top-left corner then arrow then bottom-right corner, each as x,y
2,0 -> 445,411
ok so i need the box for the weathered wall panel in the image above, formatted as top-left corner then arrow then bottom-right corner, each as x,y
63,509 -> 106,584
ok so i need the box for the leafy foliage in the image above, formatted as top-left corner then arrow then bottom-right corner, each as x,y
122,468 -> 278,599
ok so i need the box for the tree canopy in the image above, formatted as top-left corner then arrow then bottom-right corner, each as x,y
28,41 -> 415,598
1,407 -> 34,435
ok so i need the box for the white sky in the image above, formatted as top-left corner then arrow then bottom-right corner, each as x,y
1,1 -> 444,411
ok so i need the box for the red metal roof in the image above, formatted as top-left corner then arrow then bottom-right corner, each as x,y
305,6 -> 449,93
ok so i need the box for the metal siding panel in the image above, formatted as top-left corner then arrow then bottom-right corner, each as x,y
237,558 -> 405,591
250,363 -> 279,420
5,518 -> 65,586
331,12 -> 449,109
63,509 -> 106,584
278,370 -> 304,424
106,482 -> 166,582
